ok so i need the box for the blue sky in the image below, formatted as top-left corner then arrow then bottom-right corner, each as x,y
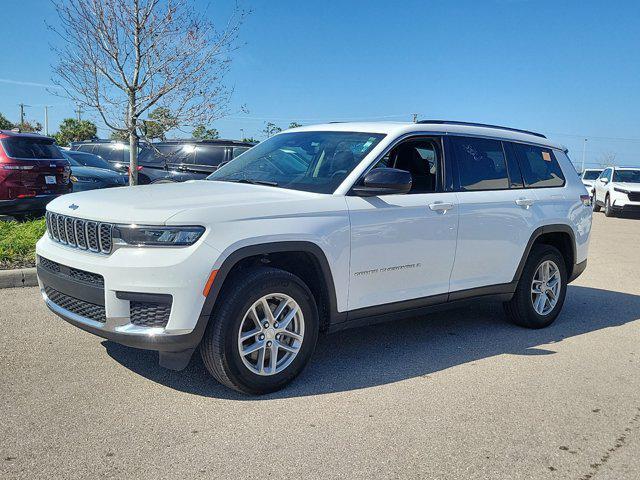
0,0 -> 639,168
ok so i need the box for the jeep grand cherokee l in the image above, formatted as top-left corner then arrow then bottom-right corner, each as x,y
36,121 -> 592,394
0,131 -> 71,216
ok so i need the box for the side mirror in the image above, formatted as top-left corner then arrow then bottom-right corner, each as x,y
601,178 -> 609,184
352,168 -> 412,197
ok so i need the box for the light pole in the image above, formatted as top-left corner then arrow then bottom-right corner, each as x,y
580,138 -> 587,173
44,106 -> 52,136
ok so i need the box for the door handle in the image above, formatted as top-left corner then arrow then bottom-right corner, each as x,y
429,202 -> 455,212
515,198 -> 535,207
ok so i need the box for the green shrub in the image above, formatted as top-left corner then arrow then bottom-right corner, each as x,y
0,219 -> 46,269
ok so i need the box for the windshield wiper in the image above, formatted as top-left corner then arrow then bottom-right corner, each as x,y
227,178 -> 279,187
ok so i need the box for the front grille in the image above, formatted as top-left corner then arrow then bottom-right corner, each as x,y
38,256 -> 104,287
44,286 -> 106,323
628,191 -> 640,202
46,212 -> 113,254
130,301 -> 172,328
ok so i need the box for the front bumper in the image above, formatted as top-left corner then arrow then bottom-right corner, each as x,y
36,234 -> 221,367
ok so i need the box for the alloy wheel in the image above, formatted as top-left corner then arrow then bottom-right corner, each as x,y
237,293 -> 305,376
531,260 -> 561,316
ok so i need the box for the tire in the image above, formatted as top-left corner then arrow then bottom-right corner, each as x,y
604,195 -> 615,217
200,266 -> 319,395
592,196 -> 601,212
503,245 -> 567,329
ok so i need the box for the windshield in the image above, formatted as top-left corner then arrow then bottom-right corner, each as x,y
207,131 -> 385,193
613,169 -> 640,183
583,170 -> 602,180
62,152 -> 81,166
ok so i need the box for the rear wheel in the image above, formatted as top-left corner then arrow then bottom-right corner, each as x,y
200,267 -> 319,395
504,245 -> 567,329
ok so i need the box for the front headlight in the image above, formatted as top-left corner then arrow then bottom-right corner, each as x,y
112,225 -> 205,247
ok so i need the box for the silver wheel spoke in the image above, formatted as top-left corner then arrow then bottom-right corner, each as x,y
242,340 -> 264,356
277,341 -> 299,354
261,298 -> 275,324
279,330 -> 303,342
240,328 -> 261,343
237,293 -> 305,376
531,260 -> 562,316
279,306 -> 298,331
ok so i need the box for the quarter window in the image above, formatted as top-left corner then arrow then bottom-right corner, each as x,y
512,143 -> 565,188
451,137 -> 509,191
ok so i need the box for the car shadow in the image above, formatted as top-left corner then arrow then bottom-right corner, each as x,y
103,285 -> 640,400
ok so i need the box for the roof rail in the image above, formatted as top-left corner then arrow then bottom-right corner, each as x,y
416,120 -> 547,139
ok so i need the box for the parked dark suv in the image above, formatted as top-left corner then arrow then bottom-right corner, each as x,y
71,139 -> 254,184
0,131 -> 71,216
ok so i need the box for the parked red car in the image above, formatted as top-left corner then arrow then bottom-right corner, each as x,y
0,131 -> 71,216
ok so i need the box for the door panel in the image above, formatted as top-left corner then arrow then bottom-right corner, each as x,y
346,193 -> 458,310
449,190 -> 537,291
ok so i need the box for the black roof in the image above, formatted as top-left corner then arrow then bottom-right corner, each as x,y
416,120 -> 547,139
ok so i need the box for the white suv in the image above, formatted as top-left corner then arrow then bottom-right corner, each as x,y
592,166 -> 640,217
36,121 -> 592,394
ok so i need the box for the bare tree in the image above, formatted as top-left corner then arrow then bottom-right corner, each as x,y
50,0 -> 246,184
599,151 -> 617,167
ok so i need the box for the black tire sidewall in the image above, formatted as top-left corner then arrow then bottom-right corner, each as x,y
216,270 -> 319,394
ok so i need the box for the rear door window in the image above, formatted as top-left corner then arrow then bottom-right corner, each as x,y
451,136 -> 510,191
194,145 -> 227,168
1,137 -> 64,159
511,143 -> 565,188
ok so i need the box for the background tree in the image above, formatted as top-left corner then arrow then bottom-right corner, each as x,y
53,118 -> 97,146
16,121 -> 43,133
288,122 -> 302,129
242,137 -> 259,143
0,112 -> 14,130
51,0 -> 246,184
263,122 -> 282,138
143,107 -> 178,141
599,151 -> 617,167
110,130 -> 129,142
192,124 -> 220,140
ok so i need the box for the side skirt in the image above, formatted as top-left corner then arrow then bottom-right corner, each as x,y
328,283 -> 515,333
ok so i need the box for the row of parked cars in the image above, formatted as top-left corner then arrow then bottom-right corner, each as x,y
580,167 -> 640,217
0,129 -> 254,217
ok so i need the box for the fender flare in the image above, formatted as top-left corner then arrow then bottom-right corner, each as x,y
512,224 -> 577,284
194,241 -> 344,343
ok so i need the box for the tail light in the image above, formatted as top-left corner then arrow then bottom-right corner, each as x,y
17,192 -> 36,199
580,194 -> 591,206
125,165 -> 144,172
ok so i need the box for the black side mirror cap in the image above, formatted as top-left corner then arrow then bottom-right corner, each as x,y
352,167 -> 412,197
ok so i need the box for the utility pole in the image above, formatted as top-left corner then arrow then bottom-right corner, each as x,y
19,103 -> 30,126
412,113 -> 418,123
74,104 -> 82,121
580,138 -> 587,173
44,106 -> 52,136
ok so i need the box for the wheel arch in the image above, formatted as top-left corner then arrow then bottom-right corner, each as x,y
199,241 -> 345,337
513,224 -> 577,285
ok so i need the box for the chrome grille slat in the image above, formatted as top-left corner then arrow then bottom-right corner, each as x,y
45,214 -> 112,254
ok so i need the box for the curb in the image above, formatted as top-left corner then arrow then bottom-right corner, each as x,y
0,268 -> 38,289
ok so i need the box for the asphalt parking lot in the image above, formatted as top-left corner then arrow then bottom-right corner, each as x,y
1,212 -> 639,479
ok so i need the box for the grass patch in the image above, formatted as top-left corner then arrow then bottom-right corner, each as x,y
0,218 -> 46,269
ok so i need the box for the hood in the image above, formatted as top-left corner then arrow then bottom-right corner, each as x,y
46,180 -> 322,224
614,182 -> 640,192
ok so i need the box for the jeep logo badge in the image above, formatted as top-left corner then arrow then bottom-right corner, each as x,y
68,204 -> 79,210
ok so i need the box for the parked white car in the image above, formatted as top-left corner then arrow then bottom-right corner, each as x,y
36,121 -> 592,394
581,168 -> 603,194
592,166 -> 640,216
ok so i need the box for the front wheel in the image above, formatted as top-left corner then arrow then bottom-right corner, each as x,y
604,195 -> 615,217
504,245 -> 567,329
200,267 -> 319,394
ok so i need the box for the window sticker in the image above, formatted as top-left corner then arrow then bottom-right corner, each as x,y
542,151 -> 552,162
